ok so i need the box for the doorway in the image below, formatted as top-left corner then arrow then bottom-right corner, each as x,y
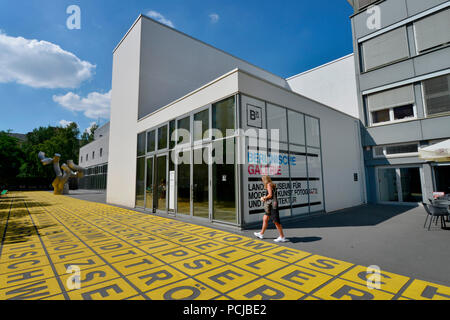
193,146 -> 210,219
434,165 -> 450,195
145,154 -> 168,213
377,166 -> 423,204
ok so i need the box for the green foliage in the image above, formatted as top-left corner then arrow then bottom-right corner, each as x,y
18,122 -> 81,179
0,131 -> 24,185
80,123 -> 98,147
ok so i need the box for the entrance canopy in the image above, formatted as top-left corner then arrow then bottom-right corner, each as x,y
419,139 -> 450,162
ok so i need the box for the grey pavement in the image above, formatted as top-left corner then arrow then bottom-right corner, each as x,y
68,190 -> 450,287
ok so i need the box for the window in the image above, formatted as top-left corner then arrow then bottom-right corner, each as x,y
86,154 -> 88,161
367,85 -> 416,124
267,104 -> 288,142
212,96 -> 235,139
177,116 -> 190,145
373,143 -> 419,158
288,111 -> 305,145
305,116 -> 320,148
414,9 -> 450,53
386,144 -> 418,155
372,109 -> 390,123
423,74 -> 450,116
80,156 -> 83,163
147,130 -> 155,153
157,125 -> 168,150
357,0 -> 378,11
194,109 -> 209,142
393,105 -> 414,120
137,132 -> 146,156
169,120 -> 176,149
362,27 -> 409,71
100,148 -> 103,158
92,151 -> 95,160
374,146 -> 384,157
135,157 -> 145,207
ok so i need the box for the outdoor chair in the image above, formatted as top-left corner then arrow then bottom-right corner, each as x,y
423,203 -> 449,230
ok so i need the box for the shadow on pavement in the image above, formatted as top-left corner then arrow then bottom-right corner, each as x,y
281,204 -> 418,229
288,236 -> 322,244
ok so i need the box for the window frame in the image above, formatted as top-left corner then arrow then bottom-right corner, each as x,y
368,102 -> 417,126
192,104 -> 212,145
413,8 -> 450,55
361,26 -> 411,73
373,142 -> 420,159
421,75 -> 450,118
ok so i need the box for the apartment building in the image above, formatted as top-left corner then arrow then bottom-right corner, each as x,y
348,0 -> 450,204
79,122 -> 110,190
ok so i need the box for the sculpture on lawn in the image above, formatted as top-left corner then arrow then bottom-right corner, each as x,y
38,152 -> 85,195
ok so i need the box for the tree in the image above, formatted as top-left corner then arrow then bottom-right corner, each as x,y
18,123 -> 81,179
80,123 -> 98,147
0,131 -> 24,186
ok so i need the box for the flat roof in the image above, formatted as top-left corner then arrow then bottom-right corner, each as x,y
286,53 -> 354,81
138,67 -> 358,124
113,14 -> 286,85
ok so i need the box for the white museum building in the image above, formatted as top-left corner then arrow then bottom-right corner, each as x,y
106,15 -> 366,229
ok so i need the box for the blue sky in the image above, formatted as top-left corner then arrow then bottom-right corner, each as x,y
0,0 -> 354,135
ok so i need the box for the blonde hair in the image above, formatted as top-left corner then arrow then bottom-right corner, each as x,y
262,175 -> 275,190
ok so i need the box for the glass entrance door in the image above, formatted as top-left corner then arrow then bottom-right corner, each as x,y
212,138 -> 237,223
177,150 -> 191,216
193,146 -> 210,219
378,168 -> 399,202
145,157 -> 154,211
434,165 -> 450,195
377,166 -> 423,204
155,154 -> 168,212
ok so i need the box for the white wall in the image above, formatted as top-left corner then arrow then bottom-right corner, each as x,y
137,70 -> 239,133
107,19 -> 142,207
79,135 -> 109,168
287,54 -> 360,118
137,16 -> 288,120
238,70 -> 366,214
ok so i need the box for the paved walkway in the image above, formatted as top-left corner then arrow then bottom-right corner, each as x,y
0,192 -> 449,300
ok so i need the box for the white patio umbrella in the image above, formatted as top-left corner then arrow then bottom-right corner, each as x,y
419,139 -> 450,162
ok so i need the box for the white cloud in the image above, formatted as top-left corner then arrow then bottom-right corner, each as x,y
0,32 -> 95,89
147,10 -> 175,28
53,90 -> 111,120
86,122 -> 98,134
209,13 -> 220,24
59,120 -> 73,127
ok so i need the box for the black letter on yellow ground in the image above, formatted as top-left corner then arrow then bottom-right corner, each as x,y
6,281 -> 49,300
421,286 -> 450,299
244,285 -> 285,300
139,270 -> 173,286
163,286 -> 201,300
81,284 -> 123,300
209,270 -> 242,285
331,285 -> 374,300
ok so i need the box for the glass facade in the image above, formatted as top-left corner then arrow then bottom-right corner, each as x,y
78,163 -> 108,190
242,95 -> 325,223
213,96 -> 235,138
135,95 -> 238,225
135,94 -> 325,226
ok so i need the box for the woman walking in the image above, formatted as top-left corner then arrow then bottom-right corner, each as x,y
254,175 -> 287,242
